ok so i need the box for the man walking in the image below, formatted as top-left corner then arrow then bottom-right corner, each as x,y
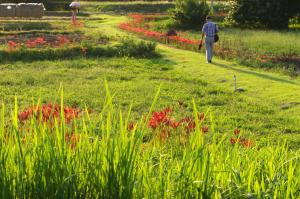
200,16 -> 218,63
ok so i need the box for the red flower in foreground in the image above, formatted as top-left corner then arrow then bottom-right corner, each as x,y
148,107 -> 173,129
18,104 -> 81,124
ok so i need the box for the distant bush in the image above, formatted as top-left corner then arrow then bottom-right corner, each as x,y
227,0 -> 300,29
170,0 -> 210,29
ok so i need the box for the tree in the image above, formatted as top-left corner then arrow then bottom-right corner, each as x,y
171,0 -> 210,28
227,0 -> 300,29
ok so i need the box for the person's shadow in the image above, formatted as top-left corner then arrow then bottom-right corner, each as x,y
212,62 -> 299,86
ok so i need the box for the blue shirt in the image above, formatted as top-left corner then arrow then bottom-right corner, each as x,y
202,21 -> 218,37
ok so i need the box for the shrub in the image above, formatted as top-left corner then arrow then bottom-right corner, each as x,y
116,38 -> 157,58
170,0 -> 210,29
227,0 -> 300,29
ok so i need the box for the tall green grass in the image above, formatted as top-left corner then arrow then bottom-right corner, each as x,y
0,88 -> 299,198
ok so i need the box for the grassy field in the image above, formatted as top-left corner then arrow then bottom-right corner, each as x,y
0,5 -> 300,198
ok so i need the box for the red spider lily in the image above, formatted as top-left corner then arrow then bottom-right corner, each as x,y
230,137 -> 253,148
168,36 -> 199,45
7,41 -> 17,48
198,112 -> 205,121
148,107 -> 180,130
18,103 -> 81,124
119,14 -> 200,49
170,121 -> 180,129
234,128 -> 240,135
148,107 -> 209,140
6,35 -> 77,49
148,110 -> 169,129
65,133 -> 81,148
187,121 -> 196,132
35,37 -> 46,45
119,22 -> 199,46
127,122 -> 137,131
240,138 -> 253,148
25,37 -> 46,48
6,41 -> 18,52
26,40 -> 37,48
57,36 -> 70,45
179,116 -> 195,133
201,125 -> 209,134
230,138 -> 239,145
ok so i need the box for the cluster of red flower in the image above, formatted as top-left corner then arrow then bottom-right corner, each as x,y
147,107 -> 209,140
6,35 -> 71,51
18,103 -> 81,124
57,36 -> 70,44
7,40 -> 18,52
119,14 -> 199,47
119,23 -> 165,38
230,128 -> 253,148
26,37 -> 47,48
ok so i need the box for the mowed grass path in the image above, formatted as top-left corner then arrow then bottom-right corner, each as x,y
1,14 -> 300,145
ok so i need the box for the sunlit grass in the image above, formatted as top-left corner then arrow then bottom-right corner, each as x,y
0,88 -> 299,198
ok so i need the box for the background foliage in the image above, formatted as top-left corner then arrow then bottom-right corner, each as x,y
227,0 -> 300,29
170,0 -> 210,28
